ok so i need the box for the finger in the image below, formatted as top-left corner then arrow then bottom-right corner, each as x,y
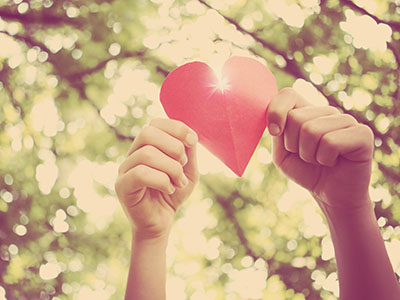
299,113 -> 358,164
149,118 -> 198,148
128,125 -> 188,166
115,164 -> 175,206
272,134 -> 321,189
183,142 -> 199,183
151,118 -> 199,179
272,134 -> 289,168
118,145 -> 189,188
266,88 -> 310,137
316,124 -> 374,167
284,105 -> 340,153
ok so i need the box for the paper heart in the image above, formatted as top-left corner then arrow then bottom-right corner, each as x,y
160,56 -> 277,176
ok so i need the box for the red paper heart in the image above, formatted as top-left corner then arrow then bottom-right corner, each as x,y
160,56 -> 277,176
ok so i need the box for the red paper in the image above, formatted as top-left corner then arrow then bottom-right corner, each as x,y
160,56 -> 278,176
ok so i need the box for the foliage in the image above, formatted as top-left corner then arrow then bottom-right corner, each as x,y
0,0 -> 400,299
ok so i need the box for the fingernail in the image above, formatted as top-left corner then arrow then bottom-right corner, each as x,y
168,185 -> 176,195
185,133 -> 198,146
269,123 -> 280,135
180,174 -> 188,187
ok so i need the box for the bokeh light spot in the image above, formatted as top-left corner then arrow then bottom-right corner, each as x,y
14,224 -> 27,236
39,262 -> 61,280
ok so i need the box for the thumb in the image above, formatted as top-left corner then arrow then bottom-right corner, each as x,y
266,88 -> 309,136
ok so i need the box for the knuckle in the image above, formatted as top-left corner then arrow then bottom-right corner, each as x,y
139,126 -> 153,143
132,165 -> 149,183
149,118 -> 163,127
359,124 -> 374,137
159,172 -> 171,187
117,164 -> 124,175
316,152 -> 332,166
300,152 -> 313,164
327,106 -> 340,115
114,177 -> 123,195
301,121 -> 318,138
316,158 -> 327,167
321,133 -> 336,149
315,154 -> 324,165
115,176 -> 130,199
173,142 -> 185,158
341,113 -> 357,124
172,161 -> 184,178
175,124 -> 188,139
140,145 -> 156,162
287,109 -> 296,122
359,124 -> 375,146
284,136 -> 297,153
279,87 -> 296,97
287,109 -> 303,124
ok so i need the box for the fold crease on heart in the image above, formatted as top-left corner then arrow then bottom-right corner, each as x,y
160,56 -> 278,176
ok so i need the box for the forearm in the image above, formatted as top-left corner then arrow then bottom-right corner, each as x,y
319,197 -> 400,300
126,231 -> 169,300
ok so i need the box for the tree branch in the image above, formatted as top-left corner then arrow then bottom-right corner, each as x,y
0,30 -> 50,53
387,43 -> 400,106
214,192 -> 259,259
0,7 -> 84,28
379,164 -> 400,184
65,50 -> 170,79
197,0 -> 306,80
66,50 -> 147,79
387,44 -> 400,70
3,83 -> 25,120
62,51 -> 170,142
0,30 -> 132,141
0,65 -> 25,119
338,0 -> 400,103
340,0 -> 400,32
312,85 -> 392,151
204,182 -> 323,298
197,0 -> 393,152
66,76 -> 133,141
1,28 -> 169,142
197,0 -> 400,200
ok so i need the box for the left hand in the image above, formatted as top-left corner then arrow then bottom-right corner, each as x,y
115,118 -> 199,239
266,88 -> 374,209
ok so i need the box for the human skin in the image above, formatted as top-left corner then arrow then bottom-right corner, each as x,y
115,88 -> 400,300
114,118 -> 199,300
267,88 -> 400,300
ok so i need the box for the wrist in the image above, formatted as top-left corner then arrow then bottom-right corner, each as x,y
314,193 -> 376,231
313,190 -> 372,212
133,227 -> 171,244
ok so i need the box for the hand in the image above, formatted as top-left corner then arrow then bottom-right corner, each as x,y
115,118 -> 199,239
267,88 -> 374,209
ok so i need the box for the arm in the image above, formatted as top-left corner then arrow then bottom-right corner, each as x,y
319,197 -> 399,300
267,88 -> 400,299
127,233 -> 169,300
115,118 -> 199,300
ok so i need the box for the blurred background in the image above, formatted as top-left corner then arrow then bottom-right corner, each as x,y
0,0 -> 400,299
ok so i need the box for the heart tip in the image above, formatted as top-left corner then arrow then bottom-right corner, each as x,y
233,169 -> 245,177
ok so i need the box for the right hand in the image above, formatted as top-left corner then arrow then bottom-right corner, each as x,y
115,118 -> 199,239
266,88 -> 374,209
